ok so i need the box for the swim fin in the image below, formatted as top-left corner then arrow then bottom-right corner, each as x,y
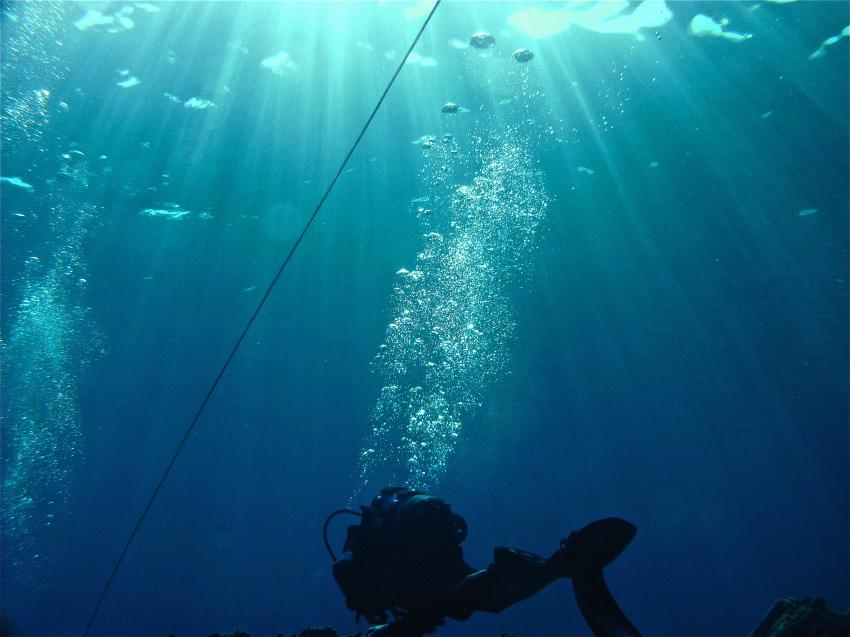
569,518 -> 642,637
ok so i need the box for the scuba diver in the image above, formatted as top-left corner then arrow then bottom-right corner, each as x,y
326,487 -> 642,637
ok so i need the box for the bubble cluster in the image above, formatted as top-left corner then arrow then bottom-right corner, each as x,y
0,1 -> 67,152
1,152 -> 103,570
358,131 -> 547,490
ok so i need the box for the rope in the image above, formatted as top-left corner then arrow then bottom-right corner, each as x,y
83,3 -> 441,633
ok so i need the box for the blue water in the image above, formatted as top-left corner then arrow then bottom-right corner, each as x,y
1,1 -> 847,635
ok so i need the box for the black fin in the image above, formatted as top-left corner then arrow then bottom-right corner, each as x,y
572,517 -> 637,571
573,568 -> 642,637
570,518 -> 641,637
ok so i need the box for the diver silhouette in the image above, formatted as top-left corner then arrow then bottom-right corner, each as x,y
327,487 -> 642,637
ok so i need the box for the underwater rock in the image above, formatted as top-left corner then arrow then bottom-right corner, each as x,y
207,598 -> 850,637
750,597 -> 850,637
512,48 -> 534,63
468,32 -> 496,49
295,628 -> 340,637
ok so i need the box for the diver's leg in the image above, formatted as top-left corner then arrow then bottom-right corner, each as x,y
444,518 -> 641,637
444,547 -> 558,618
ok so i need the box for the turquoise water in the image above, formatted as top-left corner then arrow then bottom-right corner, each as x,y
1,1 -> 848,635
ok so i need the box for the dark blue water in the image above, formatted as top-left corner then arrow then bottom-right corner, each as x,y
2,2 -> 847,636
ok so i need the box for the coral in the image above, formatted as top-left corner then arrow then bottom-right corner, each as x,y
750,597 -> 850,637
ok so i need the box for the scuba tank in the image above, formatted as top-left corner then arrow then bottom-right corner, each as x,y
324,487 -> 467,624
